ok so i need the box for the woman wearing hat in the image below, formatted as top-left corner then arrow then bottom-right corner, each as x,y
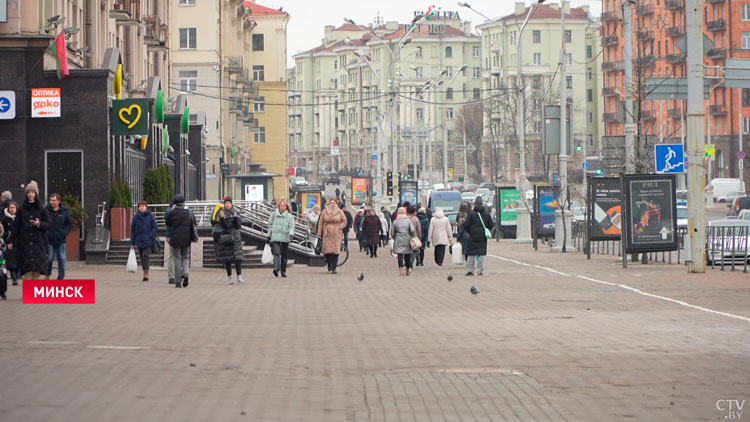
7,181 -> 51,280
217,197 -> 245,284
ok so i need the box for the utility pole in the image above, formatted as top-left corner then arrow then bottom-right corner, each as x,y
741,91 -> 745,185
623,0 -> 635,174
686,0 -> 706,273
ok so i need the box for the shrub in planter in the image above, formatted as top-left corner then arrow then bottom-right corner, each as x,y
62,194 -> 88,261
109,177 -> 132,240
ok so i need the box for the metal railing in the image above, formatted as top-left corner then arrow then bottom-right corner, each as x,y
707,225 -> 749,272
572,220 -> 687,264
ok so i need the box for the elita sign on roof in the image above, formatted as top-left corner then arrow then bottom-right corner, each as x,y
414,10 -> 461,21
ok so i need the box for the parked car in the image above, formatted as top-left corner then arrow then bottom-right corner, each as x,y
323,173 -> 340,185
475,188 -> 492,201
727,196 -> 750,217
738,209 -> 750,221
706,219 -> 750,265
676,205 -> 688,229
427,191 -> 463,226
707,178 -> 745,202
293,176 -> 307,186
465,184 -> 479,192
461,192 -> 478,203
480,183 -> 497,191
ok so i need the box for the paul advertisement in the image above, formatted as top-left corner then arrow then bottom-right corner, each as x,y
623,174 -> 678,252
497,187 -> 521,226
351,177 -> 369,205
589,177 -> 622,240
535,186 -> 560,238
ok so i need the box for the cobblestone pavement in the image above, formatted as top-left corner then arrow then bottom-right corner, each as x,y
0,240 -> 748,421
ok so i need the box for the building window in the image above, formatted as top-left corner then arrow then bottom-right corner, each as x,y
587,68 -> 592,80
744,32 -> 750,50
743,4 -> 750,21
178,0 -> 195,5
533,30 -> 540,43
445,46 -> 452,57
179,70 -> 197,92
179,28 -> 196,49
588,112 -> 593,124
587,89 -> 593,102
446,88 -> 454,100
472,46 -> 480,57
586,45 -> 593,58
566,76 -> 572,89
532,75 -> 540,89
414,66 -> 423,78
566,53 -> 572,65
533,120 -> 542,133
416,108 -> 424,120
533,53 -> 541,65
745,117 -> 750,133
473,88 -> 480,99
744,88 -> 750,106
446,108 -> 454,119
253,65 -> 264,81
473,67 -> 481,78
252,34 -> 264,51
415,46 -> 423,57
565,30 -> 572,43
254,97 -> 265,113
254,127 -> 266,144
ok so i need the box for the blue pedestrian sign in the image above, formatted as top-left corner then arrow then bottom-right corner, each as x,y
357,169 -> 366,177
0,91 -> 16,120
582,162 -> 589,169
654,144 -> 685,174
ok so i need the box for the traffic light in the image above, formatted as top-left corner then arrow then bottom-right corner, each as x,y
595,169 -> 603,175
387,170 -> 393,196
575,144 -> 582,152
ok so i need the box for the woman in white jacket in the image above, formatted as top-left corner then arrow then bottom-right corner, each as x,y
427,208 -> 453,266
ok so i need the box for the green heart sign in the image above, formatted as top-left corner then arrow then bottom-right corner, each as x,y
112,99 -> 149,135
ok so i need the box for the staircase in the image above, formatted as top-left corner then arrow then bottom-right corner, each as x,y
106,239 -> 165,267
202,242 -> 295,269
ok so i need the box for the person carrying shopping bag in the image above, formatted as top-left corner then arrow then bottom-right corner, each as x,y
267,199 -> 295,278
130,200 -> 158,281
428,207 -> 453,266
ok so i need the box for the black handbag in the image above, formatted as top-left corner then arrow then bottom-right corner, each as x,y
314,238 -> 322,255
219,233 -> 234,245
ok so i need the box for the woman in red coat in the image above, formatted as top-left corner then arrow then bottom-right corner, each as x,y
361,208 -> 383,258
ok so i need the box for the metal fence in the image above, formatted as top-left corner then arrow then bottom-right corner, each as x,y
707,225 -> 749,272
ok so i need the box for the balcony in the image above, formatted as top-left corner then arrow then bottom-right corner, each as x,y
666,53 -> 686,64
667,108 -> 682,119
636,5 -> 653,15
666,26 -> 684,37
601,11 -> 618,22
111,0 -> 141,25
603,35 -> 619,47
640,110 -> 655,121
228,56 -> 243,74
706,0 -> 725,3
637,30 -> 654,42
229,97 -> 243,111
707,19 -> 725,31
665,0 -> 684,9
635,55 -> 655,67
706,48 -> 727,59
601,60 -> 624,72
710,104 -> 727,115
603,113 -> 618,123
143,16 -> 167,47
602,87 -> 618,97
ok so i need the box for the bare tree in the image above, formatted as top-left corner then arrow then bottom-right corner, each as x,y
456,102 -> 484,181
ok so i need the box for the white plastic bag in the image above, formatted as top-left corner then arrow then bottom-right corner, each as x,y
451,243 -> 464,265
127,248 -> 138,273
388,239 -> 394,252
261,243 -> 274,264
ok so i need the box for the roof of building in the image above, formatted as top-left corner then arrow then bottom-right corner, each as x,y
382,24 -> 476,40
495,5 -> 590,23
333,24 -> 373,32
243,1 -> 288,15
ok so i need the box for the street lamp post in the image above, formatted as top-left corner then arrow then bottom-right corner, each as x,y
459,0 -> 545,243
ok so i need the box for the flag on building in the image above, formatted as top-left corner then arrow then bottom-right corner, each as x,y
48,30 -> 69,80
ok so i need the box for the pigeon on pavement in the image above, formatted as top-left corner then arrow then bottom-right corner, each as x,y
357,273 -> 365,282
447,275 -> 454,282
470,286 -> 479,295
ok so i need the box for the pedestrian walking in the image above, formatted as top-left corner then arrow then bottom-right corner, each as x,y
215,197 -> 244,284
463,196 -> 494,276
389,207 -> 416,276
0,191 -> 12,216
1,201 -> 19,285
165,198 -> 177,284
267,199 -> 295,278
428,207 -> 452,266
407,206 -> 421,267
8,181 -> 50,279
362,208 -> 383,258
317,198 -> 347,273
165,194 -> 197,288
416,207 -> 430,266
0,225 -> 7,299
354,209 -> 365,253
46,193 -> 73,280
306,204 -> 321,231
378,210 -> 390,247
456,200 -> 472,261
129,200 -> 158,281
340,190 -> 347,206
335,187 -> 341,201
340,203 -> 352,249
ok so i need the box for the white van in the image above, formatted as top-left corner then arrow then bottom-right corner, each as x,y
706,178 -> 746,202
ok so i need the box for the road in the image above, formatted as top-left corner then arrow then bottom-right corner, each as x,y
0,232 -> 748,421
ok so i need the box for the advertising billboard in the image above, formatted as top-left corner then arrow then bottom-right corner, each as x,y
623,174 -> 678,252
300,192 -> 321,216
497,187 -> 521,226
589,177 -> 622,240
535,186 -> 560,238
244,184 -> 264,202
351,177 -> 370,205
399,180 -> 418,205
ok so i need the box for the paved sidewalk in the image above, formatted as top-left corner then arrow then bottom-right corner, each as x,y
0,241 -> 748,421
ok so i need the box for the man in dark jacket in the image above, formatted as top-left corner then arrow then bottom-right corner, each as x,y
340,203 -> 353,249
165,194 -> 195,288
46,193 -> 73,280
462,196 -> 494,276
416,208 -> 430,266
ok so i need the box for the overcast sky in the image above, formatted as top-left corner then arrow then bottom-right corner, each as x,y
255,0 -> 603,67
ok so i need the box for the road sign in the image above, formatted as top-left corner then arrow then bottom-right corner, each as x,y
654,144 -> 685,174
738,151 -> 746,160
724,59 -> 750,89
371,154 -> 377,164
582,162 -> 589,169
705,144 -> 716,160
31,88 -> 61,118
466,143 -> 476,153
0,91 -> 15,120
643,78 -> 711,100
357,169 -> 366,177
331,139 -> 339,156
674,33 -> 714,56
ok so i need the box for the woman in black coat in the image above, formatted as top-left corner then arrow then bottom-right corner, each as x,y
217,198 -> 244,284
1,201 -> 20,285
462,196 -> 494,276
9,181 -> 51,279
